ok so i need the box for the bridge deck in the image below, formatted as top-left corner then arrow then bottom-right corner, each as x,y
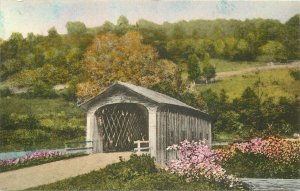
0,152 -> 131,190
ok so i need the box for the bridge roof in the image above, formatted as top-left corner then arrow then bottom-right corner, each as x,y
79,81 -> 210,118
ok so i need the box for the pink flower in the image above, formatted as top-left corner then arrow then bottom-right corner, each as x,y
166,140 -> 238,185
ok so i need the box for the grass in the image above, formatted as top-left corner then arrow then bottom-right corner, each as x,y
0,96 -> 86,152
181,59 -> 266,80
0,153 -> 87,173
210,59 -> 266,73
213,132 -> 242,143
196,68 -> 300,101
29,154 -> 249,190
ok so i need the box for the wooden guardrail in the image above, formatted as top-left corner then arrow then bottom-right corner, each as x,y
64,141 -> 93,152
133,140 -> 149,154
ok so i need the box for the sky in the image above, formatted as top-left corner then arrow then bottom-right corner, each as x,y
0,0 -> 299,39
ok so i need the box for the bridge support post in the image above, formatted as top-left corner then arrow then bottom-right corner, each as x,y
86,111 -> 102,154
148,107 -> 157,159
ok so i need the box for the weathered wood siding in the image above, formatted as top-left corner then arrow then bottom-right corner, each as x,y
156,105 -> 211,164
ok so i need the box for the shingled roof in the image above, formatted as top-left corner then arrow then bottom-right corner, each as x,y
79,81 -> 208,116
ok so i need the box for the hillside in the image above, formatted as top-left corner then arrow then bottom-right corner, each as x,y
0,97 -> 85,152
196,68 -> 300,102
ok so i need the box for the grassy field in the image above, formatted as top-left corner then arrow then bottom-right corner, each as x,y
0,96 -> 86,152
210,59 -> 266,73
196,68 -> 300,101
181,59 -> 267,80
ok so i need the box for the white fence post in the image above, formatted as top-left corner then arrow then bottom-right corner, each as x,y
134,140 -> 149,154
137,140 -> 141,153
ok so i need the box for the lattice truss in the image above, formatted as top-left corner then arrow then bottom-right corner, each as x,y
95,104 -> 148,152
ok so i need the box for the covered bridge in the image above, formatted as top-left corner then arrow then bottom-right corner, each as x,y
80,81 -> 212,164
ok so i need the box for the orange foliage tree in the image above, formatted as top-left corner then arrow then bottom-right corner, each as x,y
77,31 -> 177,100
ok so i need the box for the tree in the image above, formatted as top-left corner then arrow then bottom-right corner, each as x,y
236,39 -> 250,60
66,21 -> 87,35
48,27 -> 59,38
100,21 -> 115,33
202,63 -> 216,83
234,87 -> 263,132
285,14 -> 300,59
213,39 -> 225,58
201,89 -> 219,117
224,37 -> 237,60
187,54 -> 201,82
117,15 -> 129,26
77,31 -> 177,100
171,24 -> 186,40
115,16 -> 131,35
259,40 -> 288,62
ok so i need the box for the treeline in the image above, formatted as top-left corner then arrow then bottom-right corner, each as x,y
0,14 -> 299,88
202,87 -> 298,138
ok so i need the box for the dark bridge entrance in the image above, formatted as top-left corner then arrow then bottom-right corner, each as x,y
95,103 -> 148,152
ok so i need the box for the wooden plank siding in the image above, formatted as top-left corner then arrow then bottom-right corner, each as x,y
156,105 -> 211,164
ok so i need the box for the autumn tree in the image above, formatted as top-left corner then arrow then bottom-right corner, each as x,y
77,31 -> 177,100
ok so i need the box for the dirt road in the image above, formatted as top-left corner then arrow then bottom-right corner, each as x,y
0,152 -> 131,190
217,62 -> 300,79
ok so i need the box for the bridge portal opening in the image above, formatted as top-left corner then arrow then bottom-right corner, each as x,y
95,103 -> 148,152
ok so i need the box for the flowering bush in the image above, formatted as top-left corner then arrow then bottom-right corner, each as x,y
216,137 -> 300,178
166,140 -> 243,188
0,150 -> 64,167
216,137 -> 300,164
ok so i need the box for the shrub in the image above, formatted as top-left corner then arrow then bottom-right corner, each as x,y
60,86 -> 77,101
31,81 -> 57,98
0,153 -> 86,173
0,87 -> 12,97
166,140 -> 246,189
0,150 -> 64,167
216,137 -> 300,178
124,171 -> 183,190
290,70 -> 300,81
104,154 -> 157,181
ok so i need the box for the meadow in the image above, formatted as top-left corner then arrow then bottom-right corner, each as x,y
196,68 -> 300,101
0,96 -> 86,152
210,59 -> 266,73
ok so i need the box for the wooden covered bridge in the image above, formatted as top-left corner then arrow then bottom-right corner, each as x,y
80,81 -> 212,164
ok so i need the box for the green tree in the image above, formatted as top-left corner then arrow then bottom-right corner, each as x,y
48,26 -> 59,38
285,14 -> 300,59
171,24 -> 186,40
259,41 -> 288,62
66,21 -> 87,35
187,54 -> 201,82
100,21 -> 115,33
234,87 -> 263,134
215,111 -> 243,132
224,37 -> 237,60
115,16 -> 131,35
213,39 -> 225,58
236,39 -> 250,60
202,63 -> 216,83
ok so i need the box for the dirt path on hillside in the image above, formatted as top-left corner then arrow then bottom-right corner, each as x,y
216,62 -> 300,79
0,152 -> 131,190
